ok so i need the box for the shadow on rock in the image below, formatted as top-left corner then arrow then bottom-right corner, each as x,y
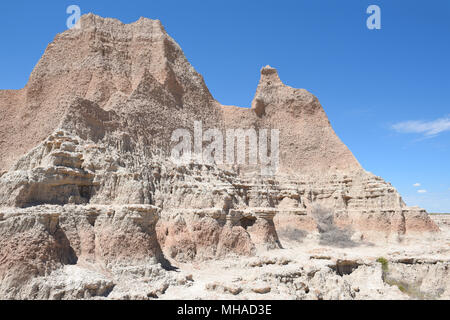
159,255 -> 179,272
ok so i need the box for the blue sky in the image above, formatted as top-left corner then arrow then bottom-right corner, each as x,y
1,0 -> 449,212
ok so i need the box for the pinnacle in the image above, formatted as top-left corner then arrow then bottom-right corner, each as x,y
260,65 -> 278,75
258,65 -> 282,86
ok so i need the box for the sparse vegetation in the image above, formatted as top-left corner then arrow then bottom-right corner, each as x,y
310,205 -> 357,248
376,258 -> 437,299
376,257 -> 389,273
384,278 -> 429,300
396,283 -> 407,294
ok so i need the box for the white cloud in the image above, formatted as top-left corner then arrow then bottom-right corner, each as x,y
392,117 -> 450,137
413,183 -> 421,187
417,189 -> 427,194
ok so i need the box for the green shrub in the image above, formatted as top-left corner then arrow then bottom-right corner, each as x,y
376,257 -> 389,272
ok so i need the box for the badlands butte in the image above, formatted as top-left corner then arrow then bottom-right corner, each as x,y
0,14 -> 448,300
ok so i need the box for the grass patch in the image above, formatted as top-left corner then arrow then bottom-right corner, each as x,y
376,258 -> 437,299
376,257 -> 389,273
385,278 -> 428,299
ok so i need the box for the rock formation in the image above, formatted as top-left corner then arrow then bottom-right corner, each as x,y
0,14 -> 440,299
